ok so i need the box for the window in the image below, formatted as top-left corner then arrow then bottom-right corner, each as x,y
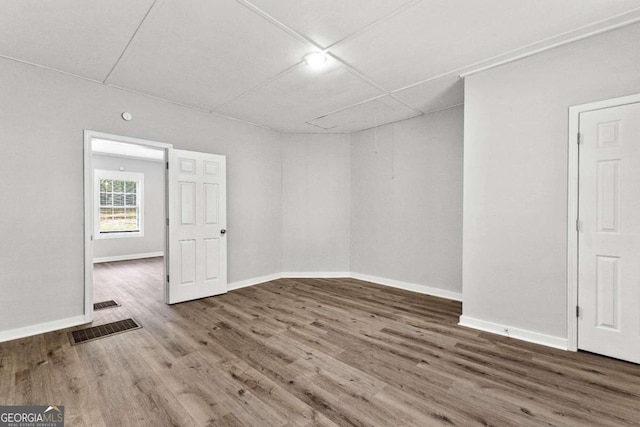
94,170 -> 144,239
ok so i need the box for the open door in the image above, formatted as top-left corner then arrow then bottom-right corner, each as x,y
578,101 -> 640,364
167,149 -> 227,304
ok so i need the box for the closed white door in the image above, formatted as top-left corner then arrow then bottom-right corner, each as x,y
578,102 -> 640,364
167,149 -> 227,304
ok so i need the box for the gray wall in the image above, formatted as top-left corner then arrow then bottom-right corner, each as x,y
463,23 -> 640,338
0,57 -> 283,332
92,154 -> 165,260
350,107 -> 464,294
282,133 -> 351,273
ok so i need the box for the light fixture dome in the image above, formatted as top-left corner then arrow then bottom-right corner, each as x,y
303,51 -> 327,68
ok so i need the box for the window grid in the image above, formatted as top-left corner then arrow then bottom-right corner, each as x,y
99,179 -> 140,233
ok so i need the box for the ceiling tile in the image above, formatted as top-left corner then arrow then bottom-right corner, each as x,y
214,58 -> 384,131
244,0 -> 416,47
394,74 -> 463,113
0,0 -> 155,81
107,0 -> 313,110
308,96 -> 419,133
331,0 -> 640,91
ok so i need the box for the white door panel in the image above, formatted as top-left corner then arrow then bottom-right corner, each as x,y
167,149 -> 227,304
578,102 -> 640,364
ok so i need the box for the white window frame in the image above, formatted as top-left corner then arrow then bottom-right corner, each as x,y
94,169 -> 145,239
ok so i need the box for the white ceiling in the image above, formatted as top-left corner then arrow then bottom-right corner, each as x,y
2,0 -> 640,133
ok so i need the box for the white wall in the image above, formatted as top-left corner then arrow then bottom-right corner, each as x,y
463,23 -> 640,339
350,107 -> 464,296
282,134 -> 351,273
92,154 -> 165,260
0,57 -> 282,333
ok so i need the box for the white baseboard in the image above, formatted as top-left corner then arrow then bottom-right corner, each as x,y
228,273 -> 282,291
0,273 -> 567,355
0,315 -> 87,343
350,272 -> 463,301
281,271 -> 351,279
458,315 -> 568,350
227,271 -> 462,302
93,251 -> 164,264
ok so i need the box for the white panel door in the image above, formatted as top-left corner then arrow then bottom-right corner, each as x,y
578,102 -> 640,364
167,149 -> 227,304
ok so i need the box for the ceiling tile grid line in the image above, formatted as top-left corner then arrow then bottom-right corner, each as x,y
322,52 -> 423,114
309,93 -> 390,121
228,0 -> 467,128
235,0 -> 323,50
378,9 -> 640,100
102,0 -> 160,84
233,0 -> 397,93
459,10 -> 640,78
209,0 -> 426,132
4,1 -> 640,133
104,82 -> 273,130
236,0 -> 433,97
302,92 -> 424,131
209,62 -> 304,113
103,0 -> 313,111
0,47 -> 277,132
0,53 -> 103,84
311,0 -> 423,51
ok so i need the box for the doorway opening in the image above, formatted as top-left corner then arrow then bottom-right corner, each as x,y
83,131 -> 172,323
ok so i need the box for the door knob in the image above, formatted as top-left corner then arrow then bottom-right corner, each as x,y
220,229 -> 226,235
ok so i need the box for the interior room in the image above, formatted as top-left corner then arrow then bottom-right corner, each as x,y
1,1 -> 639,425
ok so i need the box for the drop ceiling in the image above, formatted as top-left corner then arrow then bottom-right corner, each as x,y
2,0 -> 639,133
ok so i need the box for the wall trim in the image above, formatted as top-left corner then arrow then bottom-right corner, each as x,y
460,11 -> 640,78
281,271 -> 351,279
230,271 -> 462,301
458,315 -> 568,350
93,251 -> 164,264
227,273 -> 282,291
350,272 -> 463,301
0,315 -> 87,344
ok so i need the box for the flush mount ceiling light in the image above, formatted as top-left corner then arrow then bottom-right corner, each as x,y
303,51 -> 327,68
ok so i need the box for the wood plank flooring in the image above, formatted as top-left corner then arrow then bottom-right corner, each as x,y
1,257 -> 639,426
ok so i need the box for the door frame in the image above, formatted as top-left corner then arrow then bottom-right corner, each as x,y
83,130 -> 173,323
567,92 -> 640,351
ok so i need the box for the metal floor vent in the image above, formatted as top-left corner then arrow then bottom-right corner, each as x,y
93,300 -> 121,311
69,318 -> 141,345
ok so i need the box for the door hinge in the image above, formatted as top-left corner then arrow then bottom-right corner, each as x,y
577,133 -> 582,145
167,274 -> 170,283
576,305 -> 580,317
166,162 -> 169,170
576,219 -> 582,232
166,218 -> 169,226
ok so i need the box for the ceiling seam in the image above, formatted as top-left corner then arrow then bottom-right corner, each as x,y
459,10 -> 640,78
310,93 -> 389,121
209,62 -> 303,113
102,83 -> 275,130
361,9 -> 640,99
235,0 -> 322,50
0,54 -> 103,84
0,49 -> 279,131
324,0 -> 423,51
102,0 -> 160,84
322,52 -> 422,115
348,111 -> 426,134
233,0 -> 426,131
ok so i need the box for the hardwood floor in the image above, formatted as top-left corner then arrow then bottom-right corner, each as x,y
1,257 -> 639,426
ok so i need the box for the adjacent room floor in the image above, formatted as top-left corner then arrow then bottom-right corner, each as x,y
1,258 -> 639,426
